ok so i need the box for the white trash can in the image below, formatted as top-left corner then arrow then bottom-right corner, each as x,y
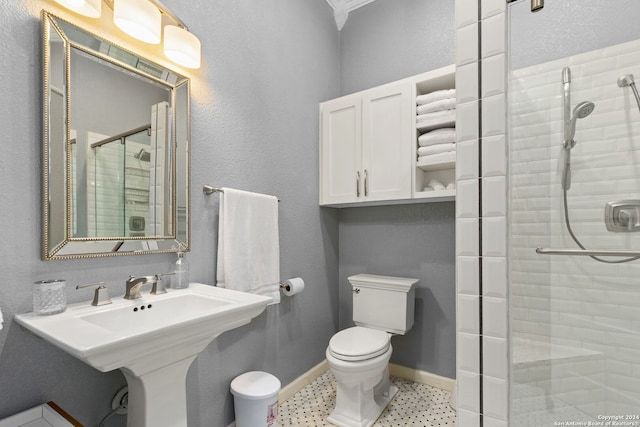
231,371 -> 281,427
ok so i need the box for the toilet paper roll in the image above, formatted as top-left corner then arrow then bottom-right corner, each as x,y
281,277 -> 305,296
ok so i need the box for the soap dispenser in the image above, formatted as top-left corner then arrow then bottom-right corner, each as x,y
172,252 -> 189,289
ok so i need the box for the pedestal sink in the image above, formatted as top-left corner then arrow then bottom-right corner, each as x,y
15,283 -> 272,427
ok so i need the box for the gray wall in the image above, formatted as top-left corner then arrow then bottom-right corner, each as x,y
340,0 -> 455,94
338,204 -> 456,377
510,0 -> 640,69
0,1 -> 340,426
336,0 -> 457,379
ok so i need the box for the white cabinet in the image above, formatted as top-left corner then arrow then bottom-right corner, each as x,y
320,82 -> 412,206
362,83 -> 413,202
319,94 -> 361,205
320,65 -> 456,207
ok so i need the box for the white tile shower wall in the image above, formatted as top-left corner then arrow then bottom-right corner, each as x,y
456,1 -> 510,424
510,37 -> 640,417
455,1 -> 481,423
479,3 -> 509,424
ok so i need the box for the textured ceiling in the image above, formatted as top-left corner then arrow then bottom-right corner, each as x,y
325,0 -> 377,30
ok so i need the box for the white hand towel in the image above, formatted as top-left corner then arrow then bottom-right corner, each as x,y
418,128 -> 456,147
216,188 -> 280,304
418,143 -> 456,157
416,98 -> 456,115
416,89 -> 456,105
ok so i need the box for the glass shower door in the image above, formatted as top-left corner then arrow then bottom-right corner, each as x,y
508,1 -> 640,425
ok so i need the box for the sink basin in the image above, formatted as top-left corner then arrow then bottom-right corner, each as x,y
15,283 -> 272,427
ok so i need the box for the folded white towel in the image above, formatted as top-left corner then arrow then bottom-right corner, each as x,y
217,188 -> 280,304
418,128 -> 456,147
417,110 -> 456,124
446,182 -> 456,190
418,143 -> 455,157
416,98 -> 456,115
427,179 -> 445,191
422,186 -> 435,192
417,89 -> 456,105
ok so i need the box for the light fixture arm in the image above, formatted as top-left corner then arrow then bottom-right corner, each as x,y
147,0 -> 188,30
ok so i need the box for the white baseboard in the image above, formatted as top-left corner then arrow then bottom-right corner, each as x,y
279,359 -> 329,403
388,363 -> 456,392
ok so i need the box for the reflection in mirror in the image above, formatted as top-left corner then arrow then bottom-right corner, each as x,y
43,12 -> 190,260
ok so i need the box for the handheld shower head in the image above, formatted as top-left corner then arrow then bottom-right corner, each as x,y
567,101 -> 595,144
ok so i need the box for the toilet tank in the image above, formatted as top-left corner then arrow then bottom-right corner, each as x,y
349,274 -> 419,335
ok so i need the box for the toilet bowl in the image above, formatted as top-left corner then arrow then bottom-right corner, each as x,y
325,274 -> 419,427
326,327 -> 397,427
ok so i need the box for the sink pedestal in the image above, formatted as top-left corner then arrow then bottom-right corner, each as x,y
121,355 -> 196,427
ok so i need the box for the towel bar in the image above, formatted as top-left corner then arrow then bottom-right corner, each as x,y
536,247 -> 640,257
203,185 -> 280,202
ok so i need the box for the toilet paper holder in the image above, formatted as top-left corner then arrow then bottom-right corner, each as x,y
279,282 -> 291,292
278,277 -> 305,296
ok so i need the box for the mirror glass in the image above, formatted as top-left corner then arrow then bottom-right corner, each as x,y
43,12 -> 190,260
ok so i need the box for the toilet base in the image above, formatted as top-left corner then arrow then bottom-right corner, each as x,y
327,366 -> 398,427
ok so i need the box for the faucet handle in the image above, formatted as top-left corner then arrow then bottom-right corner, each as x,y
151,272 -> 174,295
76,282 -> 111,306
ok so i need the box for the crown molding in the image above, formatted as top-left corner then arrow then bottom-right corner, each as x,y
325,0 -> 377,30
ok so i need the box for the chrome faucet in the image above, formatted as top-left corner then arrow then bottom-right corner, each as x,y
124,275 -> 156,300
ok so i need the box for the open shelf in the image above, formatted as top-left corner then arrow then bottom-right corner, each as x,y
412,65 -> 456,200
417,155 -> 456,172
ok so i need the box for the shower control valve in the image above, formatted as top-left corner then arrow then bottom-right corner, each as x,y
605,200 -> 640,232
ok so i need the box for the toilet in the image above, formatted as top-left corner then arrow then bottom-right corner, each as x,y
326,274 -> 419,427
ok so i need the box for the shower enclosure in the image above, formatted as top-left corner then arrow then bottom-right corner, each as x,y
508,0 -> 640,424
89,125 -> 153,238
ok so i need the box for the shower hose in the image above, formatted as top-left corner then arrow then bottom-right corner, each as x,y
563,187 -> 640,263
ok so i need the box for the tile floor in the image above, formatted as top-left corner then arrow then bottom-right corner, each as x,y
279,370 -> 457,426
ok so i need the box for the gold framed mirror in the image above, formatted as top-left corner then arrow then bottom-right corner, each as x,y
42,11 -> 190,260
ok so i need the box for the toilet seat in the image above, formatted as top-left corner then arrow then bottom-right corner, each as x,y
328,327 -> 390,362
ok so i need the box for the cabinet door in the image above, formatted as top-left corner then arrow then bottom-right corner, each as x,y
361,82 -> 412,201
320,95 -> 362,205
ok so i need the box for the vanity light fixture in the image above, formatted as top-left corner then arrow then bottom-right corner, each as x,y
51,0 -> 202,69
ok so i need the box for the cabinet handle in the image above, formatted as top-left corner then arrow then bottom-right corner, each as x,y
356,171 -> 361,197
364,169 -> 369,197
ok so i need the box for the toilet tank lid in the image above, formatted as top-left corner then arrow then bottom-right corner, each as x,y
348,274 -> 419,292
